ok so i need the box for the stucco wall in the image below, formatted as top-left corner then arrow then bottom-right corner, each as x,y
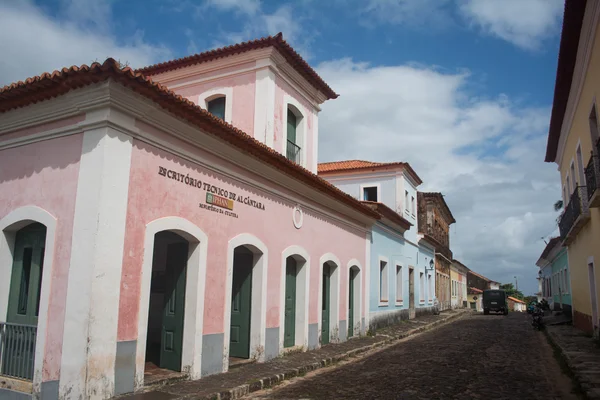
171,71 -> 256,137
0,130 -> 83,382
274,76 -> 317,173
329,175 -> 396,207
117,124 -> 368,343
369,225 -> 434,328
558,21 -> 600,331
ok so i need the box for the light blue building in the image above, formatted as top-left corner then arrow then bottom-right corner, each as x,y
536,237 -> 571,314
319,161 -> 437,329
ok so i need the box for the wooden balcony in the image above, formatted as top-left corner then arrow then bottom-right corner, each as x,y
559,185 -> 591,245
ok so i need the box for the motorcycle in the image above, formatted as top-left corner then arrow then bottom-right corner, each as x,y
531,305 -> 544,330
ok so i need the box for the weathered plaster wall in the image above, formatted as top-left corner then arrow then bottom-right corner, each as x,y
117,124 -> 367,344
172,71 -> 256,136
0,131 -> 83,382
558,20 -> 600,333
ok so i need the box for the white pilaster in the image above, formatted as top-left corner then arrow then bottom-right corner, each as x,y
312,110 -> 319,174
59,108 -> 133,399
254,68 -> 276,147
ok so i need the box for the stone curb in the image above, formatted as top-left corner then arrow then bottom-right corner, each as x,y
190,310 -> 469,400
545,328 -> 600,400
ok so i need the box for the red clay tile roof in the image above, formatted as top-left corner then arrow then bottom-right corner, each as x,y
318,160 -> 423,185
545,0 -> 587,162
360,201 -> 412,230
136,33 -> 338,101
469,287 -> 483,294
0,58 -> 379,220
419,192 -> 456,224
508,296 -> 525,304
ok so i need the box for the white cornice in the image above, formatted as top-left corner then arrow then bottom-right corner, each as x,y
321,170 -> 398,181
148,47 -> 324,111
0,81 -> 373,234
556,1 -> 600,167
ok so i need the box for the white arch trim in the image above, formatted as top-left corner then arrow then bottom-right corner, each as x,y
223,233 -> 268,369
318,253 -> 341,344
198,87 -> 233,124
279,246 -> 310,352
346,259 -> 363,338
0,206 -> 57,394
135,216 -> 209,386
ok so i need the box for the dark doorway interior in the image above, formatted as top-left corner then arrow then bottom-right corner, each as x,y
230,246 -> 254,361
145,231 -> 188,380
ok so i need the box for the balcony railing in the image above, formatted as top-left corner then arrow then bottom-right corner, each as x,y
587,140 -> 600,208
585,154 -> 599,201
0,322 -> 36,381
559,185 -> 590,244
286,140 -> 301,165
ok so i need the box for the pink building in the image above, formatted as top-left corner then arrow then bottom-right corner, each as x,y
0,34 -> 378,399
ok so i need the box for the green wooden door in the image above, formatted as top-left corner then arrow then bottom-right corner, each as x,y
230,252 -> 253,358
283,258 -> 297,348
160,242 -> 188,371
321,264 -> 330,345
7,223 -> 46,326
348,269 -> 355,338
5,223 -> 46,380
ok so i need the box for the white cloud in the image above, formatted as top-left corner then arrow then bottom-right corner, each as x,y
204,0 -> 261,15
362,0 -> 452,29
458,0 -> 564,50
0,1 -> 170,86
317,58 -> 560,294
203,2 -> 312,59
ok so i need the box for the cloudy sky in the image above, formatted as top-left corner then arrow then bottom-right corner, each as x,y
1,0 -> 564,294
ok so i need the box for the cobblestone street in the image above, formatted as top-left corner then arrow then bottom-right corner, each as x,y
247,313 -> 579,400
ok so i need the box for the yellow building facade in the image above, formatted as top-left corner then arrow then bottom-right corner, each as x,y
546,0 -> 600,335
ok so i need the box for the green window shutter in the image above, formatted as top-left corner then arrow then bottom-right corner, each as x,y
287,109 -> 297,143
207,97 -> 226,120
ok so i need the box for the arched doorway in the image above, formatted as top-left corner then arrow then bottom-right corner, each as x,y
227,240 -> 267,365
145,231 -> 189,376
319,255 -> 340,346
281,252 -> 309,350
2,222 -> 46,380
348,265 -> 360,338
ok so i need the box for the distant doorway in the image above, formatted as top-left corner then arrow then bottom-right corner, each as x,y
283,257 -> 297,348
348,266 -> 360,338
409,267 -> 415,319
230,246 -> 254,360
589,262 -> 598,335
145,231 -> 188,376
321,263 -> 331,345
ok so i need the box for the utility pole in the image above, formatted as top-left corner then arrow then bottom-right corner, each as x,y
514,275 -> 519,292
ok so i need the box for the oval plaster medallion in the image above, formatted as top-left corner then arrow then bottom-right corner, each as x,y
293,206 -> 303,229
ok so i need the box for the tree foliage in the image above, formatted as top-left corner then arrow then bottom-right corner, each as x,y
500,283 -> 524,300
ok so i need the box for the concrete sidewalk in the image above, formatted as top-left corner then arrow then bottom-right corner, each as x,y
115,309 -> 469,400
546,324 -> 600,399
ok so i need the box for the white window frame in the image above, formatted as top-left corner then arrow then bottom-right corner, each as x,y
198,87 -> 233,124
282,94 -> 307,168
360,183 -> 381,203
378,256 -> 389,305
405,190 -> 409,211
428,274 -> 433,303
566,173 -> 571,201
419,272 -> 425,303
576,142 -> 586,186
411,195 -> 415,216
395,263 -> 403,305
